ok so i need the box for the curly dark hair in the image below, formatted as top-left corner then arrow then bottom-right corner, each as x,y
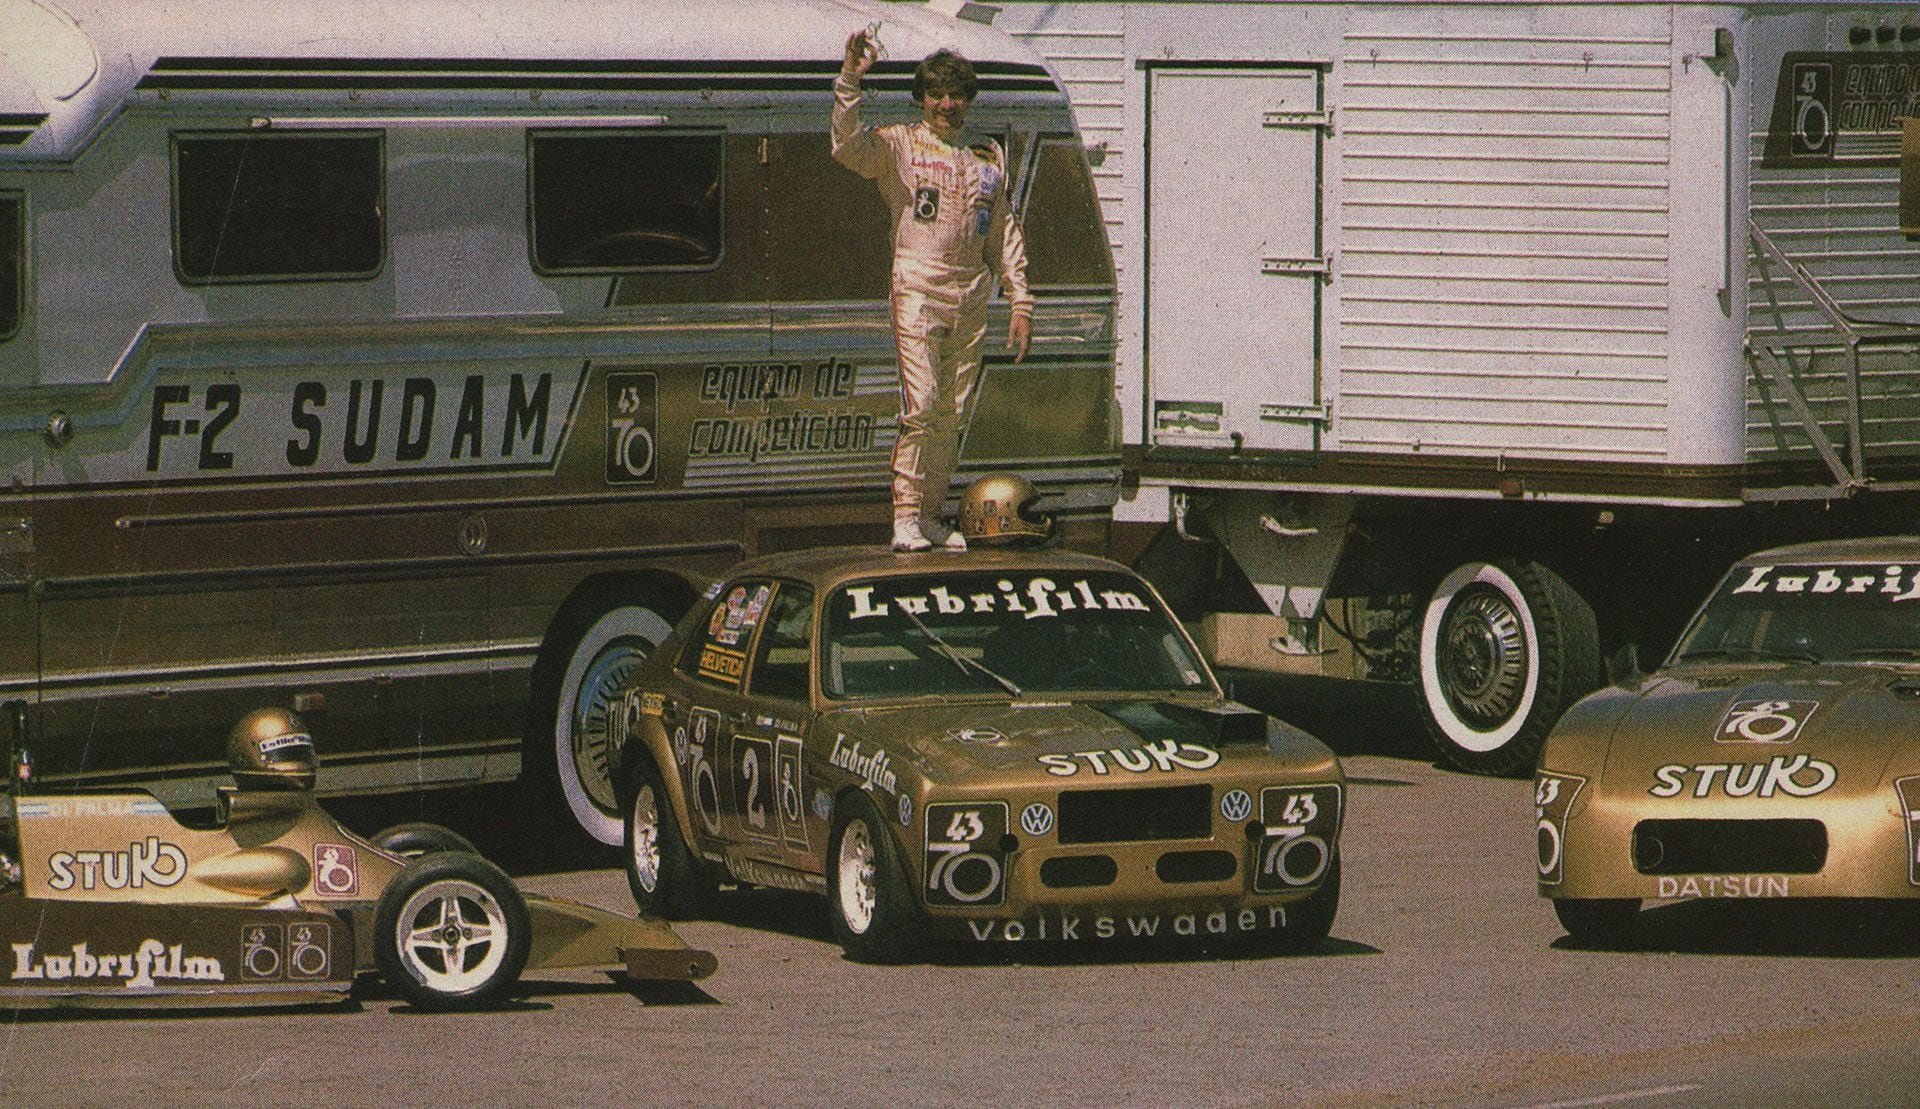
912,49 -> 977,103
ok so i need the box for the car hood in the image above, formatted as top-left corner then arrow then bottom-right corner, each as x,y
1591,663 -> 1920,797
820,698 -> 1325,783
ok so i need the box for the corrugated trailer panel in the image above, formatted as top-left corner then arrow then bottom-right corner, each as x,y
1334,8 -> 1674,460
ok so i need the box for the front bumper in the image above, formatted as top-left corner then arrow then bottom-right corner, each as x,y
908,779 -> 1343,937
1538,770 -> 1920,901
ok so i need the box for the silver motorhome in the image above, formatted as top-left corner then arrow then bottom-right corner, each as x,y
996,0 -> 1920,772
0,0 -> 1118,844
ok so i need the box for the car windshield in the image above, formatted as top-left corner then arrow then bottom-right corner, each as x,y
1672,561 -> 1920,665
822,569 -> 1212,699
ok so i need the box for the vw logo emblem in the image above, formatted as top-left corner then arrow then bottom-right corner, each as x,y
1020,802 -> 1055,837
898,793 -> 915,827
1220,789 -> 1254,822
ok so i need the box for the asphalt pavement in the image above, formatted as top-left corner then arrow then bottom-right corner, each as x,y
4,675 -> 1918,1107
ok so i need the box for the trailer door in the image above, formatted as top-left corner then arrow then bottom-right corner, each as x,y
1144,66 -> 1324,452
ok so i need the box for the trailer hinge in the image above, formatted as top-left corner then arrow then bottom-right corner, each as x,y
1259,403 -> 1332,427
1263,109 -> 1332,132
1261,255 -> 1332,280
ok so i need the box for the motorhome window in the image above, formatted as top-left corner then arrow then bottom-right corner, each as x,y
530,131 -> 724,273
0,194 -> 19,339
172,133 -> 383,283
1022,136 -> 1115,289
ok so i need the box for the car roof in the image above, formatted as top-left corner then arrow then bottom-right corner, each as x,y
1740,535 -> 1920,565
717,545 -> 1136,592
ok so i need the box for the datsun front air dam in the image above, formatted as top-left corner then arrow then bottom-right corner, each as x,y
1537,537 -> 1920,943
0,710 -> 715,1010
608,548 -> 1345,962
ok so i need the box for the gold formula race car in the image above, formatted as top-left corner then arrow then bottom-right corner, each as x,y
1537,536 -> 1920,943
608,547 -> 1345,962
0,710 -> 715,1011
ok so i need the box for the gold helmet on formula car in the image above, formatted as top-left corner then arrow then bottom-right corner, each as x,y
958,473 -> 1053,547
228,708 -> 317,791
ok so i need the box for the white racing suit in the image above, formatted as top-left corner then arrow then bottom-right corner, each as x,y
831,74 -> 1032,530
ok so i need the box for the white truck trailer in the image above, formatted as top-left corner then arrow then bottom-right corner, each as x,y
992,0 -> 1920,773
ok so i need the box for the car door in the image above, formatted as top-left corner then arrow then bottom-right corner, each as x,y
667,578 -> 777,851
726,581 -> 816,871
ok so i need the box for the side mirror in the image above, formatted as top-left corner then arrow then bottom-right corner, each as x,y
1606,643 -> 1643,687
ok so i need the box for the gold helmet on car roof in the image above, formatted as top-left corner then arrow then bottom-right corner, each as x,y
228,708 -> 317,791
958,473 -> 1053,547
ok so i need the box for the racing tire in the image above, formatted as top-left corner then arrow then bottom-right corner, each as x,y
624,755 -> 717,920
828,793 -> 922,964
1553,897 -> 1641,947
531,600 -> 676,848
1262,855 -> 1341,955
1418,560 -> 1601,777
374,852 -> 531,1012
370,822 -> 478,859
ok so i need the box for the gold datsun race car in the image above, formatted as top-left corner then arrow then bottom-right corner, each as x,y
608,547 -> 1346,962
1538,536 -> 1920,943
0,710 -> 715,1010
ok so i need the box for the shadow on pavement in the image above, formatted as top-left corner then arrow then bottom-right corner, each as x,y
1551,899 -> 1920,958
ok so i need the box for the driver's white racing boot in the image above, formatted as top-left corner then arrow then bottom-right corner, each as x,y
920,518 -> 968,551
892,517 -> 933,552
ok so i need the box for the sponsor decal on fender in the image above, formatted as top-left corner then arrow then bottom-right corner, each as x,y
311,843 -> 359,897
1656,875 -> 1792,899
829,734 -> 897,794
10,938 -> 224,988
1534,772 -> 1586,885
47,838 -> 187,891
964,907 -> 1292,942
1648,755 -> 1836,799
1036,739 -> 1220,778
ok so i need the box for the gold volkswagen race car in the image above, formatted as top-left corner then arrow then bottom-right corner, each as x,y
1538,536 -> 1920,943
0,710 -> 715,1010
608,547 -> 1345,962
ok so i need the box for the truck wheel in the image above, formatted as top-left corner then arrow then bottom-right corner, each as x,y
624,756 -> 717,920
1418,560 -> 1600,777
1553,897 -> 1640,946
371,822 -> 478,859
536,603 -> 675,847
828,793 -> 921,964
374,852 -> 531,1011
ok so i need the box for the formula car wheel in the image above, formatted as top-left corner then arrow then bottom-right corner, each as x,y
370,822 -> 478,859
624,756 -> 716,920
537,602 -> 675,847
828,793 -> 921,964
1264,855 -> 1341,955
1553,897 -> 1640,947
375,852 -> 531,1011
1418,560 -> 1600,777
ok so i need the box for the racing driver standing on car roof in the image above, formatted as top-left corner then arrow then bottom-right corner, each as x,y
833,26 -> 1033,553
